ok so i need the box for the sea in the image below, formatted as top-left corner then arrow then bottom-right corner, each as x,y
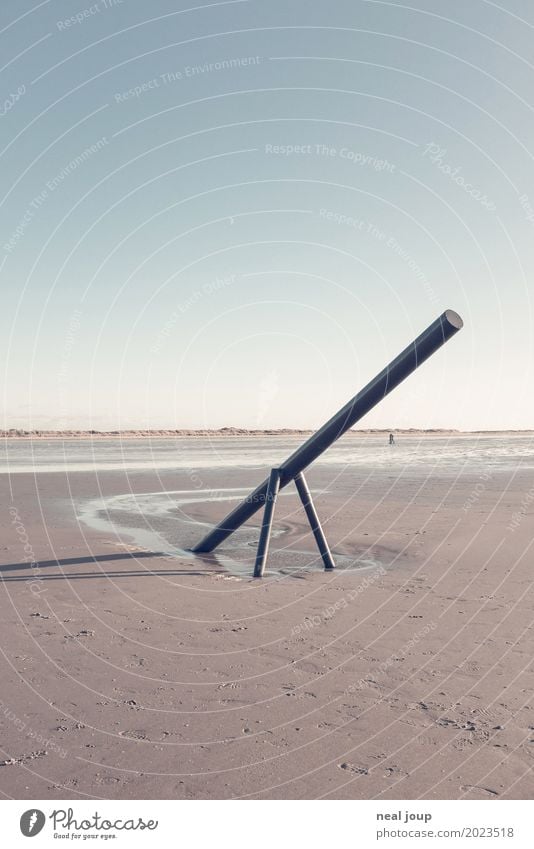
2,433 -> 533,475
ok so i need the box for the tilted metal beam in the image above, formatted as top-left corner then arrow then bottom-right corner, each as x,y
192,309 -> 463,555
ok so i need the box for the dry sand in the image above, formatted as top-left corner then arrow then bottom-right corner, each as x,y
1,461 -> 533,800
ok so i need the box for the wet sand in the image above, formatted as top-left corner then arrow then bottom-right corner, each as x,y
1,461 -> 534,800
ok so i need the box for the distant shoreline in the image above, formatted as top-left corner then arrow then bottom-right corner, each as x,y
2,428 -> 533,439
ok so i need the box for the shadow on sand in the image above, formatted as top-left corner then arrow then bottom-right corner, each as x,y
0,550 -> 232,581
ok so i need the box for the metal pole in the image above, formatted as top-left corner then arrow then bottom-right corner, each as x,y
193,309 -> 463,554
294,472 -> 336,571
253,468 -> 281,578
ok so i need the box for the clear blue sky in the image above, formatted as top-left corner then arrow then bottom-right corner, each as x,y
1,0 -> 533,430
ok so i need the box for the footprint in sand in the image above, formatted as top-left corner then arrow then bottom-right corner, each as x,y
384,765 -> 408,777
120,729 -> 148,740
339,762 -> 368,775
460,784 -> 499,797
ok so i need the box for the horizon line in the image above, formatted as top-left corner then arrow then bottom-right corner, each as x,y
2,427 -> 533,437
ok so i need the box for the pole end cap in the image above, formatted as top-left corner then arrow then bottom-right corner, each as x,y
444,309 -> 463,330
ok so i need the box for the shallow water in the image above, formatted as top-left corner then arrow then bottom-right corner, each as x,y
4,435 -> 532,578
2,434 -> 533,474
76,485 -> 379,580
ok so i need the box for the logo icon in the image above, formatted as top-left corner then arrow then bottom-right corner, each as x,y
20,810 -> 46,837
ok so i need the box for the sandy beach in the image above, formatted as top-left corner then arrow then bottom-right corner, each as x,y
1,436 -> 534,800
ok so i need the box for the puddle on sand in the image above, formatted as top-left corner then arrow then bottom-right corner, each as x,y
77,487 -> 385,580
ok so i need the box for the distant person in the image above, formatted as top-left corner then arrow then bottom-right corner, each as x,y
389,432 -> 395,445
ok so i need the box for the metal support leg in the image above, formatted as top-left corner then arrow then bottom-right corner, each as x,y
294,472 -> 335,571
253,468 -> 281,578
